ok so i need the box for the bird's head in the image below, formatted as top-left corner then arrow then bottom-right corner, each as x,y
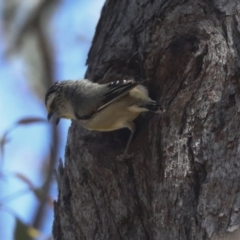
45,81 -> 73,125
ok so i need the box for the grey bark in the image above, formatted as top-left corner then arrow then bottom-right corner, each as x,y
53,0 -> 240,239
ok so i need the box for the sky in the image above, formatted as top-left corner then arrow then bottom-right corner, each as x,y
0,0 -> 105,239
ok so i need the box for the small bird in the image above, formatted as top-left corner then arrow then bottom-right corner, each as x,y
45,79 -> 164,159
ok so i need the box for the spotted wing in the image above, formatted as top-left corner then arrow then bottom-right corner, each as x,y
97,79 -> 138,112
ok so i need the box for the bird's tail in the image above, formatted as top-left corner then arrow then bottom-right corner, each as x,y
140,101 -> 165,113
147,102 -> 164,113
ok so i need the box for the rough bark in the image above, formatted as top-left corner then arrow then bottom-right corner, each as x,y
53,0 -> 240,239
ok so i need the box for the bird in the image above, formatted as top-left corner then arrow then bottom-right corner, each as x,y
45,79 -> 164,160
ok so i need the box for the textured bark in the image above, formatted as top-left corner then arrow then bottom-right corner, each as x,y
53,0 -> 240,239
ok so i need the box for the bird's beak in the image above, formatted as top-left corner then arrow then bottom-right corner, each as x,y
47,112 -> 53,121
47,112 -> 60,125
55,118 -> 60,125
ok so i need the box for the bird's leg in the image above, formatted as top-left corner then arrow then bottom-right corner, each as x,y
123,122 -> 135,156
117,122 -> 135,161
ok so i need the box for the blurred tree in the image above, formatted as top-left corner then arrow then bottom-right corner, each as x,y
2,0 -> 58,98
53,0 -> 240,239
1,0 -> 60,239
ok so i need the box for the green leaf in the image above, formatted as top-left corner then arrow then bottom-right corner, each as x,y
14,218 -> 31,240
14,217 -> 41,240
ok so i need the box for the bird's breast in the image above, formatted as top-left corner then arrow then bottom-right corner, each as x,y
79,95 -> 141,132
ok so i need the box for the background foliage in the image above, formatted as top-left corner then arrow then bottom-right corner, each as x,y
0,0 -> 104,239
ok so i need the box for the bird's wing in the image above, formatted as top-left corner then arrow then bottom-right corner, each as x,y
96,79 -> 138,112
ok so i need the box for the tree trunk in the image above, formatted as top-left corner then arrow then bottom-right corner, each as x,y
53,1 -> 240,239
